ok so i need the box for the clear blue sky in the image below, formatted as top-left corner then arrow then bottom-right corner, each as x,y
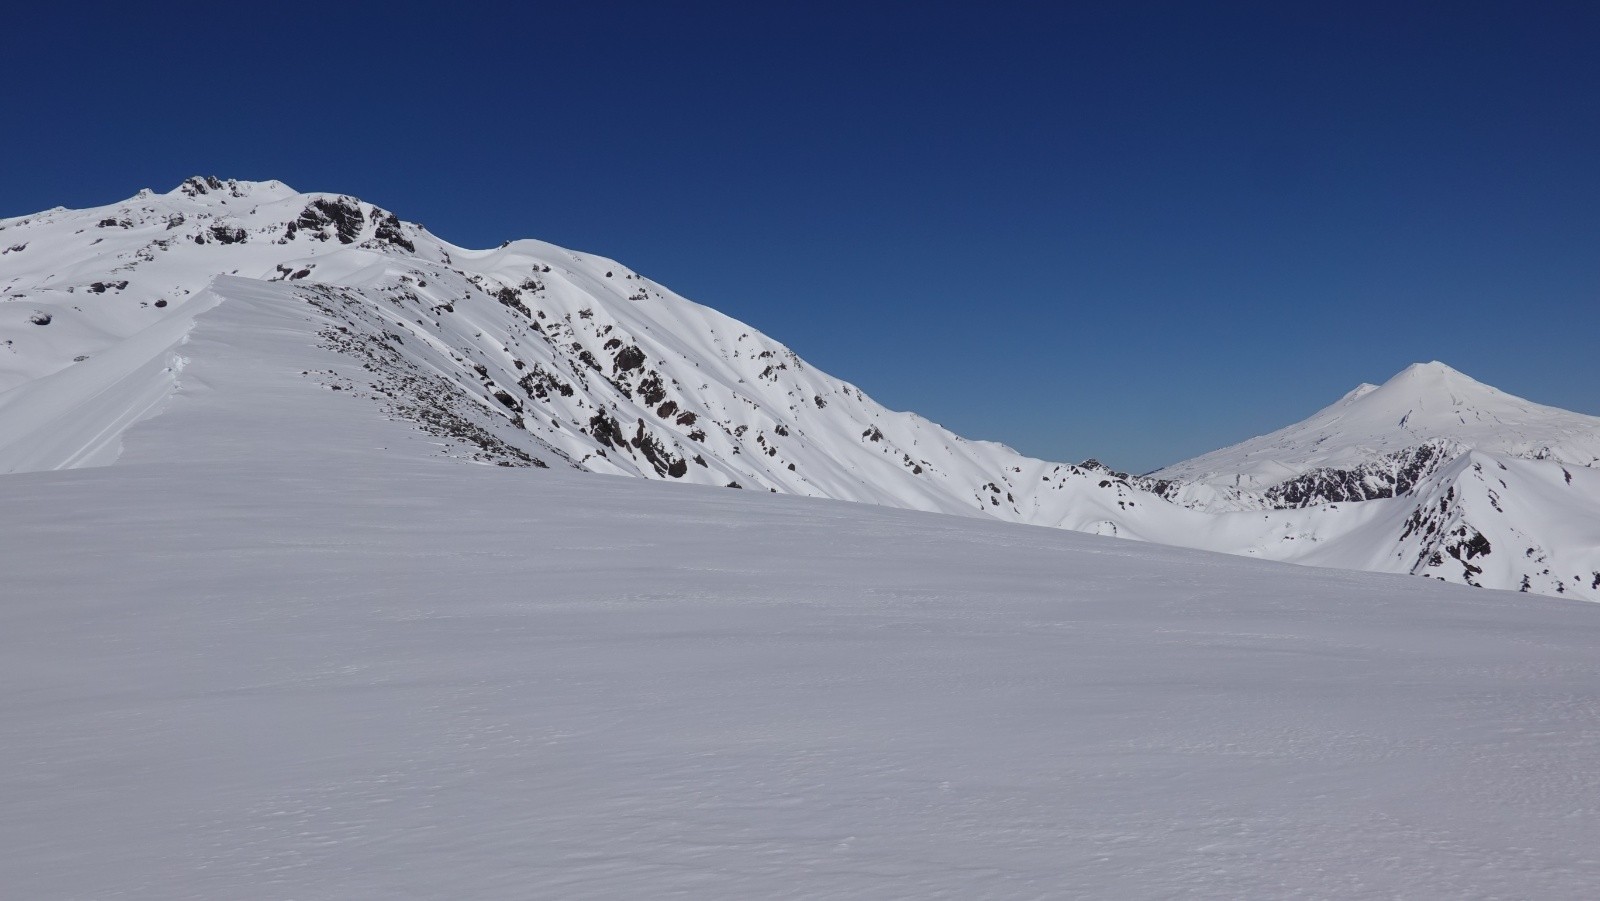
5,1 -> 1596,472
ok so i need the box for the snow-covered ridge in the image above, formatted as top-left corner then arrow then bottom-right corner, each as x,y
2,178 -> 1596,601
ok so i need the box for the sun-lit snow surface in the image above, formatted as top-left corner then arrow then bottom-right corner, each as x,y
7,179 -> 1600,896
1140,364 -> 1600,600
1155,361 -> 1600,488
7,458 -> 1600,899
1,177 -> 1597,601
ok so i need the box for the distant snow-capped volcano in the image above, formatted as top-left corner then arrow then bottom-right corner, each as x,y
2,177 -> 1595,600
1155,360 -> 1600,490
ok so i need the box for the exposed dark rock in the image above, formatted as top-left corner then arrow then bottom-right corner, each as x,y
518,365 -> 575,400
291,197 -> 366,244
178,175 -> 225,196
492,286 -> 531,317
1265,442 -> 1454,507
372,211 -> 415,252
209,224 -> 247,245
587,412 -> 627,449
613,345 -> 646,373
629,419 -> 686,477
638,374 -> 666,406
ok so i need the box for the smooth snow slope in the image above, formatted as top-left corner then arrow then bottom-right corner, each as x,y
6,458 -> 1600,899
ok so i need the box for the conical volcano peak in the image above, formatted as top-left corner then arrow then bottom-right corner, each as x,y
1362,361 -> 1501,408
1155,360 -> 1600,486
1380,361 -> 1490,391
1404,360 -> 1456,375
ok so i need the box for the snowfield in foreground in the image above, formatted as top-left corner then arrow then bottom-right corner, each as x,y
5,177 -> 1600,897
5,458 -> 1600,899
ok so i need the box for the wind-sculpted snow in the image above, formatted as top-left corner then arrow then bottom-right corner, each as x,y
1,178 -> 1597,600
6,458 -> 1600,898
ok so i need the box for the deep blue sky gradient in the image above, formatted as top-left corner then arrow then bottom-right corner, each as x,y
4,1 -> 1596,471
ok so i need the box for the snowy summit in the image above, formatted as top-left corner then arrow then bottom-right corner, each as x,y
1,178 -> 1597,601
4,178 -> 1600,897
1,178 -> 1594,600
1157,360 -> 1600,487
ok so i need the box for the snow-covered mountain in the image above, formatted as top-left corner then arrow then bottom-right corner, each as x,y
1154,360 -> 1600,490
1139,364 -> 1600,599
2,177 -> 1596,600
0,176 -> 1073,516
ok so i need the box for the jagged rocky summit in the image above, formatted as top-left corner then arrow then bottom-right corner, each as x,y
2,177 -> 1596,599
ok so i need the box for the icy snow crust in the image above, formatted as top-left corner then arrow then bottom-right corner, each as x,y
1,177 -> 1596,602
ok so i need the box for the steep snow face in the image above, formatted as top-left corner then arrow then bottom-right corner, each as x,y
1155,361 -> 1600,490
1378,452 -> 1600,598
2,179 -> 1596,602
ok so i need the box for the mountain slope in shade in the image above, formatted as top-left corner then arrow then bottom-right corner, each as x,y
1,177 -> 1596,601
1154,361 -> 1600,490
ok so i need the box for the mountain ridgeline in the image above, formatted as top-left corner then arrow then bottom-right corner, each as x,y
2,178 -> 1597,599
